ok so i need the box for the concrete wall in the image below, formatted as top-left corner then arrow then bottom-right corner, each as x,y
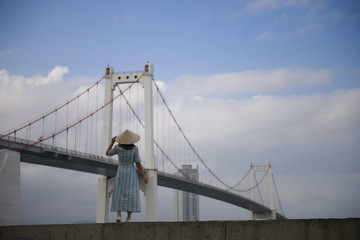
0,149 -> 20,226
0,219 -> 359,240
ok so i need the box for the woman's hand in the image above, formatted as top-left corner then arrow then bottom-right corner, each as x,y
106,137 -> 117,156
144,176 -> 149,184
135,162 -> 148,184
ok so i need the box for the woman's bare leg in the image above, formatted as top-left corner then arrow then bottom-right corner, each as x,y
116,211 -> 122,223
126,211 -> 132,221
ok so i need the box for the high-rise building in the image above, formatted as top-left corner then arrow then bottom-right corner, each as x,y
174,165 -> 199,221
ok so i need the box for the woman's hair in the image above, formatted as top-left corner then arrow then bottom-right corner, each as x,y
119,144 -> 135,150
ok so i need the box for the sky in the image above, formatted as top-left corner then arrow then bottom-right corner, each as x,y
1,0 -> 360,224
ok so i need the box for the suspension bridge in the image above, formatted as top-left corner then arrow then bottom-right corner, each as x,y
0,63 -> 285,224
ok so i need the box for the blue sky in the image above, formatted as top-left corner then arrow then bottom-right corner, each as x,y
1,0 -> 359,86
1,0 -> 360,224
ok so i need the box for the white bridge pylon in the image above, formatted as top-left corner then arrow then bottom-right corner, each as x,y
250,162 -> 276,220
96,63 -> 157,223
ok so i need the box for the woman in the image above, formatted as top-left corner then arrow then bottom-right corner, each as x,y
106,129 -> 148,223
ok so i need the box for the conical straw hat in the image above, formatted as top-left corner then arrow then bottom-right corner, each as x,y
115,130 -> 140,144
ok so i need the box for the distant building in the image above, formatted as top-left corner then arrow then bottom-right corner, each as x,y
174,165 -> 199,221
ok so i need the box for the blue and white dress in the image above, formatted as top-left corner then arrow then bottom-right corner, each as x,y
107,145 -> 141,212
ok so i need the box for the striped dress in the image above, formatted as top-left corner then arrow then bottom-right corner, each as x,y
107,145 -> 141,212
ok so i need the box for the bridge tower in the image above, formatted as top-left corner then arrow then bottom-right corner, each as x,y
249,162 -> 276,220
96,63 -> 157,223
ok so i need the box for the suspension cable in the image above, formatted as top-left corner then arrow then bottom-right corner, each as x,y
95,82 -> 99,155
119,80 -> 257,190
66,103 -> 69,150
255,173 -> 264,205
115,83 -> 192,180
1,75 -> 108,139
116,85 -> 144,128
273,173 -> 285,216
16,74 -> 144,152
153,80 -> 236,190
236,168 -> 269,193
226,167 -> 251,191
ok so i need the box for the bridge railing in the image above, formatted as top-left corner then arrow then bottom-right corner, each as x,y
0,136 -> 117,164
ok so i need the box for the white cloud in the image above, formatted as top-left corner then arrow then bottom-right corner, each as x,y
26,66 -> 69,86
287,23 -> 323,37
246,0 -> 311,11
0,67 -> 98,137
0,67 -> 67,130
122,14 -> 138,21
254,31 -> 275,41
224,0 -> 309,20
0,48 -> 23,57
194,96 -> 204,101
154,80 -> 167,92
176,88 -> 360,151
168,67 -> 333,98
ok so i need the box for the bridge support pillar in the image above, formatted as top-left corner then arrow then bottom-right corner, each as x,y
96,175 -> 113,223
0,149 -> 20,226
99,63 -> 158,222
96,64 -> 115,223
252,212 -> 276,220
141,63 -> 158,221
144,169 -> 157,221
249,162 -> 276,220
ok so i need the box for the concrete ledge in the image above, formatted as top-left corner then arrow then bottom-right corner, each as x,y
0,219 -> 359,240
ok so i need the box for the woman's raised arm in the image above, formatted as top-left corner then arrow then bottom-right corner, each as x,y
105,136 -> 116,156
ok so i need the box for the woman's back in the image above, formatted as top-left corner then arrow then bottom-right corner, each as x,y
109,145 -> 140,165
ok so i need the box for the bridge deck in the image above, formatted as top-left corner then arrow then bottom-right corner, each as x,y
0,137 -> 285,219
